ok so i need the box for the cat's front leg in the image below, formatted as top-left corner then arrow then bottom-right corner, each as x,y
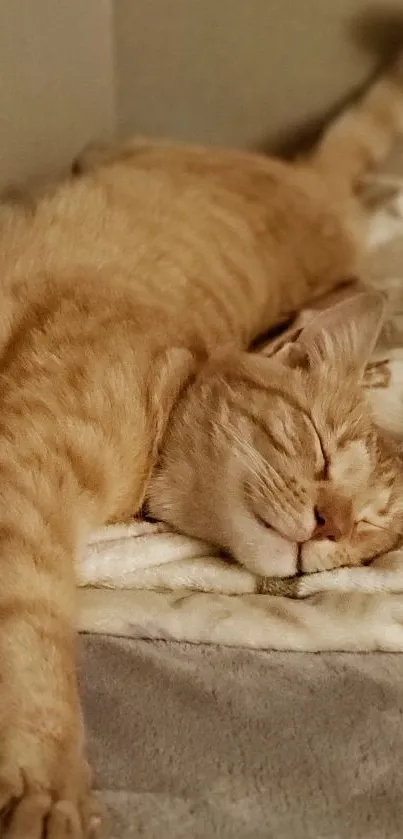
300,524 -> 401,574
0,558 -> 101,837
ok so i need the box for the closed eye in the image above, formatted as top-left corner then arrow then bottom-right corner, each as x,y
309,421 -> 329,479
297,409 -> 329,480
255,511 -> 275,531
243,481 -> 276,532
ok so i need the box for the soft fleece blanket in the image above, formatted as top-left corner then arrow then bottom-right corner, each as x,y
81,641 -> 403,839
78,146 -> 403,652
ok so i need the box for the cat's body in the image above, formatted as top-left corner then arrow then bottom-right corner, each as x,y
1,58 -> 403,837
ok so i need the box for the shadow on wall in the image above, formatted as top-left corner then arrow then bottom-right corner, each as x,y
114,1 -> 403,154
265,4 -> 403,158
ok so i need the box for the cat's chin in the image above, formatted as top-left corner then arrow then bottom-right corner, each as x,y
260,536 -> 298,578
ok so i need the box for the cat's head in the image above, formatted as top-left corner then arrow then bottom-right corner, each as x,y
147,293 -> 391,575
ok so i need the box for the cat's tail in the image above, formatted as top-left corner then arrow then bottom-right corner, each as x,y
306,53 -> 403,200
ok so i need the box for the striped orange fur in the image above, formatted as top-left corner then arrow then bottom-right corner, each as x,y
0,56 -> 403,837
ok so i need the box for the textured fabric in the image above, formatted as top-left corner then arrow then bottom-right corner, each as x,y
81,636 -> 403,839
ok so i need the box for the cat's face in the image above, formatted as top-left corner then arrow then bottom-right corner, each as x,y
148,293 -> 394,577
238,363 -> 380,545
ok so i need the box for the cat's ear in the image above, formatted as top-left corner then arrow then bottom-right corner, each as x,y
281,292 -> 386,379
148,348 -> 196,448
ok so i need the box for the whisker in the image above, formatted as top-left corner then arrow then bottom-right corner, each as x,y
361,519 -> 403,539
225,422 -> 301,521
223,422 -> 278,489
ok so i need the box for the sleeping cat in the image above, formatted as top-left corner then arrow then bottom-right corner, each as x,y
0,57 -> 403,837
147,291 -> 403,578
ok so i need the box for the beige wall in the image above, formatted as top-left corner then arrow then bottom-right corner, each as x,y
1,1 -> 402,189
114,0 -> 401,150
0,0 -> 115,187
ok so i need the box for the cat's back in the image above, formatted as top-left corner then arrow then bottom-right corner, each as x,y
0,138 -> 356,352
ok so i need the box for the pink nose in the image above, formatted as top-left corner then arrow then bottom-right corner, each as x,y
312,507 -> 349,542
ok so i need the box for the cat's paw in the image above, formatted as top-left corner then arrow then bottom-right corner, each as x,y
300,539 -> 349,574
0,746 -> 103,838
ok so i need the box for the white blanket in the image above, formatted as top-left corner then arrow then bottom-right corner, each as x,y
78,164 -> 403,651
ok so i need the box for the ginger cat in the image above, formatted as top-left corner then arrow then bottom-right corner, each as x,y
147,291 -> 403,579
0,57 -> 402,837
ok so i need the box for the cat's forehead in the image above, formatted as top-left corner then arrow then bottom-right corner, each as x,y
305,370 -> 369,435
209,356 -> 368,446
